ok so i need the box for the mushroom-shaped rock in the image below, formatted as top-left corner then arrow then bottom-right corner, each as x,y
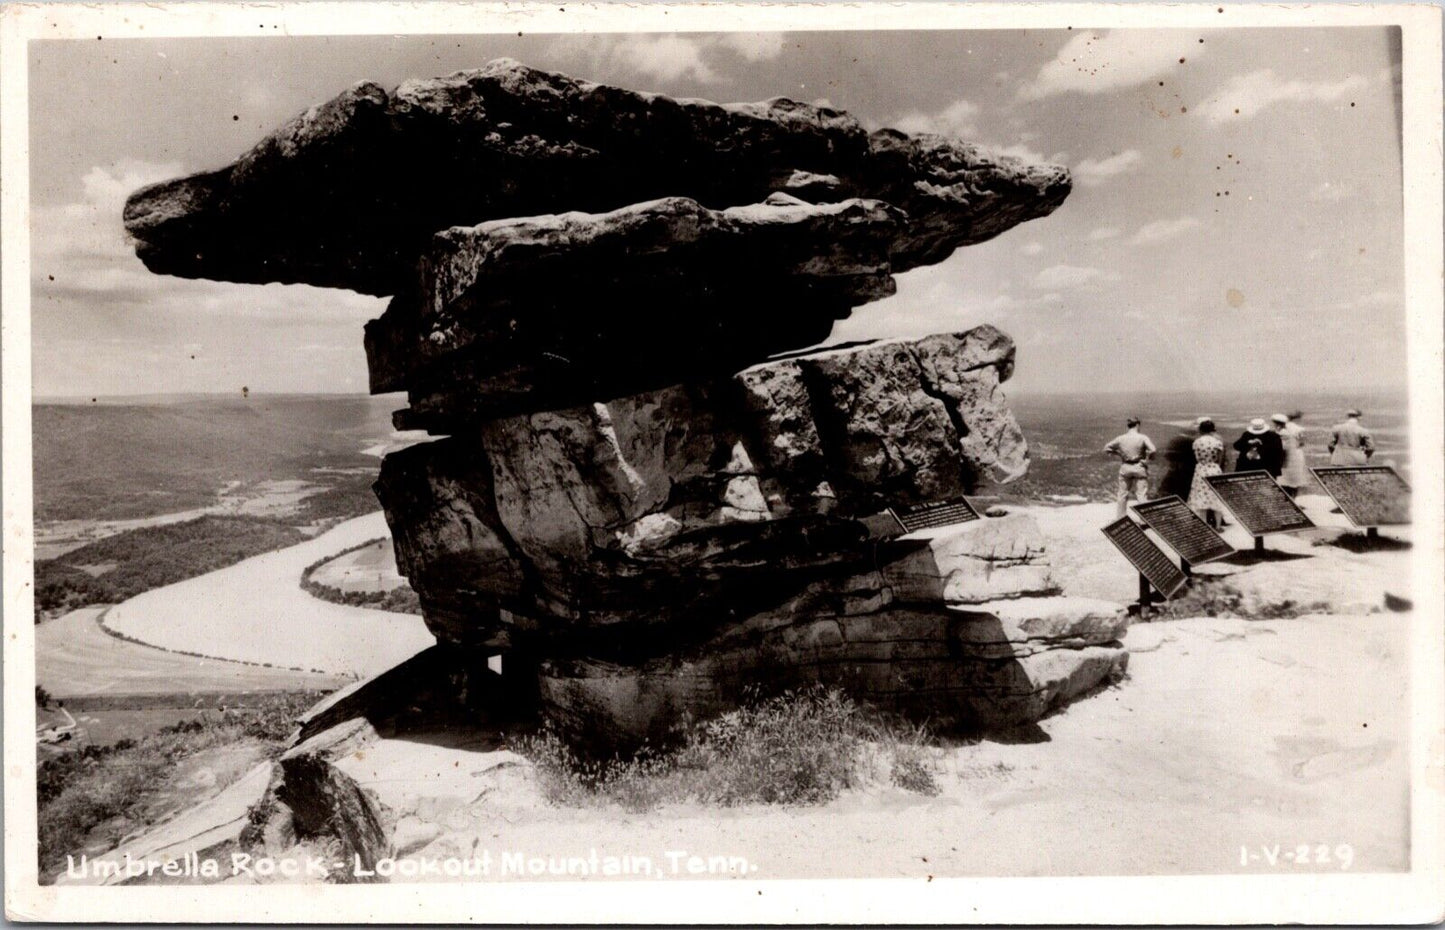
124,58 -> 1070,296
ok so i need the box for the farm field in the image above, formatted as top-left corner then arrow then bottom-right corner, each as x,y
36,607 -> 344,700
102,512 -> 434,678
309,538 -> 407,594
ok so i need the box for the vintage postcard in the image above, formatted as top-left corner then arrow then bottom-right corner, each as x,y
3,2 -> 1442,923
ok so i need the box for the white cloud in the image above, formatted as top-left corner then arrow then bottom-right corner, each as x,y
979,142 -> 1048,165
1032,264 -> 1121,290
547,32 -> 790,87
1130,216 -> 1202,245
716,32 -> 789,63
1020,242 -> 1045,256
892,98 -> 981,138
1199,69 -> 1370,122
613,34 -> 721,84
1088,226 -> 1121,241
1021,30 -> 1207,99
1072,149 -> 1144,187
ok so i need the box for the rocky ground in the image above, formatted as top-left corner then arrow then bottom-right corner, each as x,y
60,492 -> 1413,883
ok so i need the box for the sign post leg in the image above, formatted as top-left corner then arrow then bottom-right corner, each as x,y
1366,527 -> 1379,540
1254,536 -> 1265,554
1180,557 -> 1192,579
1137,572 -> 1152,617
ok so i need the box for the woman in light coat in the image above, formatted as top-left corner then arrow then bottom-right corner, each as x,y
1275,412 -> 1309,497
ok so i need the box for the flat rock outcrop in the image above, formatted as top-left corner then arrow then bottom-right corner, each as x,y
124,58 -> 1069,296
124,59 -> 1122,771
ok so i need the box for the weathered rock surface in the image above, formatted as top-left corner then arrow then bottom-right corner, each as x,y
365,194 -> 904,408
124,58 -> 1069,296
374,328 -> 1028,639
122,57 -> 1118,764
537,596 -> 1129,751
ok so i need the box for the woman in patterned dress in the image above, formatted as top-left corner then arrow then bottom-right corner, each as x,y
1188,417 -> 1227,527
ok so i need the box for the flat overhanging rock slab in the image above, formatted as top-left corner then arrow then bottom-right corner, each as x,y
123,58 -> 1069,295
366,194 -> 904,398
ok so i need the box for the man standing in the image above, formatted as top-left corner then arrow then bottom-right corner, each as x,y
1104,417 -> 1156,517
1328,408 -> 1375,465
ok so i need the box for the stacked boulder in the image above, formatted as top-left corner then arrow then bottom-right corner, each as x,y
125,59 -> 1127,751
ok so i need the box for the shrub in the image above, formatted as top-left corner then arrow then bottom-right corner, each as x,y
36,692 -> 320,880
514,686 -> 939,812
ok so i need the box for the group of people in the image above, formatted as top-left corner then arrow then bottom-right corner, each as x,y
1104,409 -> 1376,525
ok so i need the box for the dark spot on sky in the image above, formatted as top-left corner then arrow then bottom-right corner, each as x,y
48,274 -> 54,281
1351,101 -> 1356,107
232,115 -> 239,121
1181,106 -> 1188,113
1179,58 -> 1186,64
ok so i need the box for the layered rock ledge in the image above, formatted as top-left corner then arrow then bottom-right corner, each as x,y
374,327 -> 1027,642
124,58 -> 1070,296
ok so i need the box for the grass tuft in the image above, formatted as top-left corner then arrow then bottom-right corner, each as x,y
514,686 -> 938,811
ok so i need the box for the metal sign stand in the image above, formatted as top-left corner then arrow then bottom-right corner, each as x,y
1135,573 -> 1153,618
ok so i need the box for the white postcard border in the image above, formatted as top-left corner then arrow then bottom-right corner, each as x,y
3,3 -> 1441,924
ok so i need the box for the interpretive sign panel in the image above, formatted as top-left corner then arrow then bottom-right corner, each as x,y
1205,471 -> 1315,536
1131,496 -> 1235,564
888,496 -> 981,533
1101,516 -> 1188,599
1311,466 -> 1412,527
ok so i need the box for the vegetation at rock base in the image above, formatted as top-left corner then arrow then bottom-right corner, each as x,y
35,516 -> 307,619
515,687 -> 939,812
36,692 -> 318,882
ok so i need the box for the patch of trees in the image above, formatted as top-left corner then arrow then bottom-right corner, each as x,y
35,516 -> 306,619
299,539 -> 422,615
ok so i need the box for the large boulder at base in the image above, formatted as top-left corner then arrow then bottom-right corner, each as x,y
123,58 -> 1070,296
537,596 -> 1129,752
374,328 -> 1029,639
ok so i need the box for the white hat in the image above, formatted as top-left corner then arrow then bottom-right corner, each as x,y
1247,418 -> 1269,434
1270,413 -> 1288,425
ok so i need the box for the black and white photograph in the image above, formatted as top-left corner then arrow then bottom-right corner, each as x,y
3,3 -> 1442,923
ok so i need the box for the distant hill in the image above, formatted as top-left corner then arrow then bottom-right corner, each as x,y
33,395 -> 406,522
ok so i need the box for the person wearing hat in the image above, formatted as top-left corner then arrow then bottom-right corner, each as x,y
1104,416 -> 1156,517
1328,408 -> 1375,465
1232,417 -> 1285,476
1275,412 -> 1309,497
1188,417 -> 1228,527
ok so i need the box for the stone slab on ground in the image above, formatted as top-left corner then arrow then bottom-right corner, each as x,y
55,762 -> 274,886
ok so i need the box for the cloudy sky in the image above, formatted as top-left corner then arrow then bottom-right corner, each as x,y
28,27 -> 1403,398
